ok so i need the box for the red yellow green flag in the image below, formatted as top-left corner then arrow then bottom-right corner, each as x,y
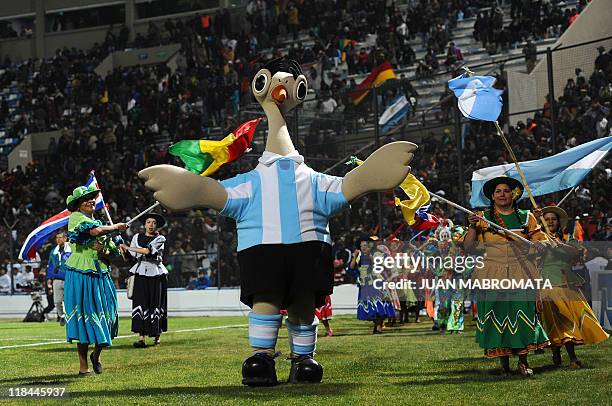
169,117 -> 262,177
350,61 -> 396,105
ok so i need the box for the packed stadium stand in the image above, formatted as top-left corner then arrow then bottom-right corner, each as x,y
0,0 -> 610,291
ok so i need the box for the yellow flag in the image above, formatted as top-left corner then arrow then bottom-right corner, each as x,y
395,174 -> 430,225
347,156 -> 430,225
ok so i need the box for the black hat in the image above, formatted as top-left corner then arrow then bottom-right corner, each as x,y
482,176 -> 524,202
141,212 -> 166,228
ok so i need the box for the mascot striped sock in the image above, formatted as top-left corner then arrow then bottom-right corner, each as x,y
286,319 -> 318,356
248,313 -> 282,354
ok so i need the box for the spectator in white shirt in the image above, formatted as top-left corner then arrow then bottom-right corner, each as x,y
0,268 -> 10,294
319,93 -> 338,115
12,267 -> 22,291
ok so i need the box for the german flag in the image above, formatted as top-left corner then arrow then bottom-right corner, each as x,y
350,61 -> 396,105
169,117 -> 262,177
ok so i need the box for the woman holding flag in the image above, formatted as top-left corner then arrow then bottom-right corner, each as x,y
536,206 -> 608,368
63,185 -> 128,376
462,176 -> 550,377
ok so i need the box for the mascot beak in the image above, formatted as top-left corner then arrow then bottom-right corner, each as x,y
271,85 -> 287,105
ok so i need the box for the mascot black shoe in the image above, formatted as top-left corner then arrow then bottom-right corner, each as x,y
288,355 -> 323,384
242,353 -> 279,386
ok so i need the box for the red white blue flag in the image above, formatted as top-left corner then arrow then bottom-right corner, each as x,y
18,172 -> 106,260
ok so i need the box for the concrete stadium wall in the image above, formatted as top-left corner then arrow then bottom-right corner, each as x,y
0,37 -> 35,62
44,25 -> 110,58
0,3 -> 234,62
530,0 -> 612,107
0,284 -> 360,318
45,0 -> 122,12
93,44 -> 180,78
0,0 -> 122,18
7,130 -> 61,171
507,70 -> 538,127
7,134 -> 32,170
0,3 -> 35,19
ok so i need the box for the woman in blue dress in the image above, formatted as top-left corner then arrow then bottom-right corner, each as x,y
63,185 -> 128,376
350,239 -> 396,334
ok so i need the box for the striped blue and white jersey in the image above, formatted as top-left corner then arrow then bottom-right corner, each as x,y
220,150 -> 349,251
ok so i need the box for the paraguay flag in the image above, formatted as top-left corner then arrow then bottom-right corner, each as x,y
470,136 -> 612,207
18,173 -> 106,260
448,74 -> 503,121
379,95 -> 410,134
169,118 -> 262,177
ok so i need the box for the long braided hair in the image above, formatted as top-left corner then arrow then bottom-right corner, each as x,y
488,187 -> 528,234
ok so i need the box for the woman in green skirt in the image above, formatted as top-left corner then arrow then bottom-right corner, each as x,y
63,185 -> 128,376
463,177 -> 550,377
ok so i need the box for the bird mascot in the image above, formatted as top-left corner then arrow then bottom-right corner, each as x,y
139,57 -> 418,386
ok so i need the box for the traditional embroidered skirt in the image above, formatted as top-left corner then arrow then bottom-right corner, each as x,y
540,287 -> 609,346
65,269 -> 118,346
357,285 -> 396,321
131,274 -> 168,337
476,290 -> 550,358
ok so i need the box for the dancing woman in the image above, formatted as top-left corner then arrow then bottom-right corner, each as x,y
350,240 -> 396,334
537,206 -> 608,368
63,185 -> 128,376
462,177 -> 550,377
120,212 -> 169,347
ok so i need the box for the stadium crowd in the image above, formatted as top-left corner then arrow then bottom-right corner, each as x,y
0,0 -> 610,293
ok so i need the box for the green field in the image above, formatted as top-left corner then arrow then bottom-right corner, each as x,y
0,315 -> 610,405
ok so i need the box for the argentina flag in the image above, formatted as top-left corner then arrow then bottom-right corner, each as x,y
448,74 -> 503,121
470,136 -> 612,207
379,95 -> 410,134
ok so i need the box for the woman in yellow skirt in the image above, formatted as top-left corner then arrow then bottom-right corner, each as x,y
538,206 -> 609,369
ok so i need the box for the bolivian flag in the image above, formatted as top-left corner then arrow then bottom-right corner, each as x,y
350,61 -> 396,105
169,117 -> 262,177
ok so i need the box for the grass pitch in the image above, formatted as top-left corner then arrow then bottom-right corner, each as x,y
0,315 -> 610,405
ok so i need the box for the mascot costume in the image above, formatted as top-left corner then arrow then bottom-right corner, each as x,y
139,57 -> 418,385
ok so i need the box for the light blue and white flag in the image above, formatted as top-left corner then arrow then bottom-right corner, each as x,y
470,136 -> 612,207
379,95 -> 410,134
448,74 -> 503,121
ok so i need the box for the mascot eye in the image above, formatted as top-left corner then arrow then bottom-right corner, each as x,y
254,73 -> 268,93
296,81 -> 307,99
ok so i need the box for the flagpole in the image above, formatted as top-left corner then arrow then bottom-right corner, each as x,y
424,192 -> 535,246
89,170 -> 115,225
557,186 -> 577,207
126,202 -> 161,226
492,121 -> 556,241
373,85 -> 384,240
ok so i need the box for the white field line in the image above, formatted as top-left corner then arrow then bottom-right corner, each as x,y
0,324 -> 248,350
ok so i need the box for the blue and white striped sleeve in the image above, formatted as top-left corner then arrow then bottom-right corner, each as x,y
313,172 -> 349,217
219,174 -> 252,222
